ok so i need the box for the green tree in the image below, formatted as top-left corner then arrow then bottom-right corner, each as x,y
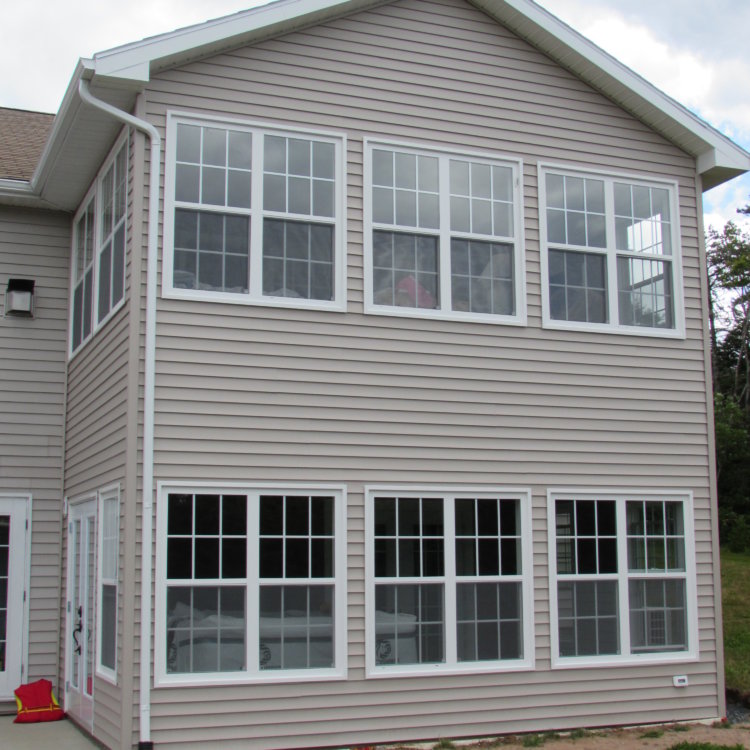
706,221 -> 750,413
707,218 -> 750,540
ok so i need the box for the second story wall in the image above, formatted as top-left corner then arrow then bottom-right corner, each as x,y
144,0 -> 706,490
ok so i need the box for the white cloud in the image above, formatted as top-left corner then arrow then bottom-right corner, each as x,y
538,0 -> 750,226
4,0 -> 749,227
0,0 -> 266,112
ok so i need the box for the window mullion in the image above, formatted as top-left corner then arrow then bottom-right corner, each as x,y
247,492 -> 260,674
249,133 -> 264,299
91,181 -> 102,335
604,180 -> 619,326
438,156 -> 452,312
616,499 -> 631,656
443,495 -> 457,665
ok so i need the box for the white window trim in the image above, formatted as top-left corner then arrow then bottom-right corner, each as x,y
547,488 -> 698,669
162,112 -> 348,312
154,481 -> 348,687
538,163 -> 686,339
68,131 -> 129,358
0,493 -> 32,695
95,483 -> 119,683
363,138 -> 527,326
364,485 -> 534,678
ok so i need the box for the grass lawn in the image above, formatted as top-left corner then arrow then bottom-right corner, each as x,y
721,548 -> 750,694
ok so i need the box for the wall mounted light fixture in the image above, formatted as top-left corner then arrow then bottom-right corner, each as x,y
5,279 -> 35,317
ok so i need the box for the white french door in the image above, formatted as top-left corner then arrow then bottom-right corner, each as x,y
0,497 -> 29,699
66,500 -> 96,728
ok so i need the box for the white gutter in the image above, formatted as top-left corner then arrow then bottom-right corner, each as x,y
78,78 -> 159,750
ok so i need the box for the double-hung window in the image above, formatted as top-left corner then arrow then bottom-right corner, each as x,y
163,114 -> 345,310
156,485 -> 346,684
540,166 -> 683,336
70,136 -> 128,354
365,487 -> 533,676
97,485 -> 119,681
549,491 -> 697,666
364,141 -> 524,324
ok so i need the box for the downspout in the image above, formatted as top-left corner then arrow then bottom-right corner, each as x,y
78,78 -> 159,750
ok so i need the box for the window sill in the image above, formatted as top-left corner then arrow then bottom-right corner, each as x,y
542,317 -> 686,339
365,301 -> 526,327
162,285 -> 346,312
551,650 -> 698,669
366,660 -> 534,679
154,667 -> 347,688
95,666 -> 117,686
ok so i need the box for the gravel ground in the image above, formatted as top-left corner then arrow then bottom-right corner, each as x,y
727,699 -> 750,724
381,717 -> 750,750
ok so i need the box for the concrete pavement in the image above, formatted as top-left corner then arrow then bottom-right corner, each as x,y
0,714 -> 101,749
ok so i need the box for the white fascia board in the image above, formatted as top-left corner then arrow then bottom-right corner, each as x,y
29,60 -> 93,195
91,0 -> 370,80
475,0 -> 750,179
86,0 -> 748,181
0,180 -> 58,209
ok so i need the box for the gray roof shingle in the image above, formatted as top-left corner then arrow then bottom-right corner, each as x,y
0,107 -> 55,181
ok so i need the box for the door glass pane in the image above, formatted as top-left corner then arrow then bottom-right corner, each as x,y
72,519 -> 81,689
85,518 -> 95,697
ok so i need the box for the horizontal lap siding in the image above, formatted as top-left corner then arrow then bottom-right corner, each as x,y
144,0 -> 716,746
63,131 -> 135,749
0,207 -> 68,690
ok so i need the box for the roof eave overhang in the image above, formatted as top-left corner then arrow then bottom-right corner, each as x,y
16,60 -> 143,211
471,0 -> 750,190
7,0 -> 748,213
92,0 -> 388,81
0,179 -> 62,210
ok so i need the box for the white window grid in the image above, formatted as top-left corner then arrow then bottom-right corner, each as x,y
163,113 -> 346,311
538,164 -> 685,338
365,486 -> 533,678
154,483 -> 347,686
96,485 -> 119,682
364,140 -> 526,325
548,490 -> 698,668
69,133 -> 129,357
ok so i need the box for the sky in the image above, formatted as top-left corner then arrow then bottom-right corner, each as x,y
1,0 -> 748,230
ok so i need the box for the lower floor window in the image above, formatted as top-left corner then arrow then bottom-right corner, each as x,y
366,488 -> 532,675
157,486 -> 345,683
550,492 -> 695,664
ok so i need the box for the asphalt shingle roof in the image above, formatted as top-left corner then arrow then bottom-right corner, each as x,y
0,107 -> 55,181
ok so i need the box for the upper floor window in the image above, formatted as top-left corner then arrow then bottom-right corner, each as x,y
365,487 -> 533,677
539,166 -> 684,337
364,141 -> 525,325
70,136 -> 128,354
548,491 -> 697,667
163,114 -> 346,310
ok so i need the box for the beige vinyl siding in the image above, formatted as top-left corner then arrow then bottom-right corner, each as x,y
140,0 -> 717,746
63,310 -> 129,750
62,129 -> 135,749
0,206 -> 68,696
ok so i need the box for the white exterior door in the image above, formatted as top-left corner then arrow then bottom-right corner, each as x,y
0,496 -> 29,700
66,500 -> 96,729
